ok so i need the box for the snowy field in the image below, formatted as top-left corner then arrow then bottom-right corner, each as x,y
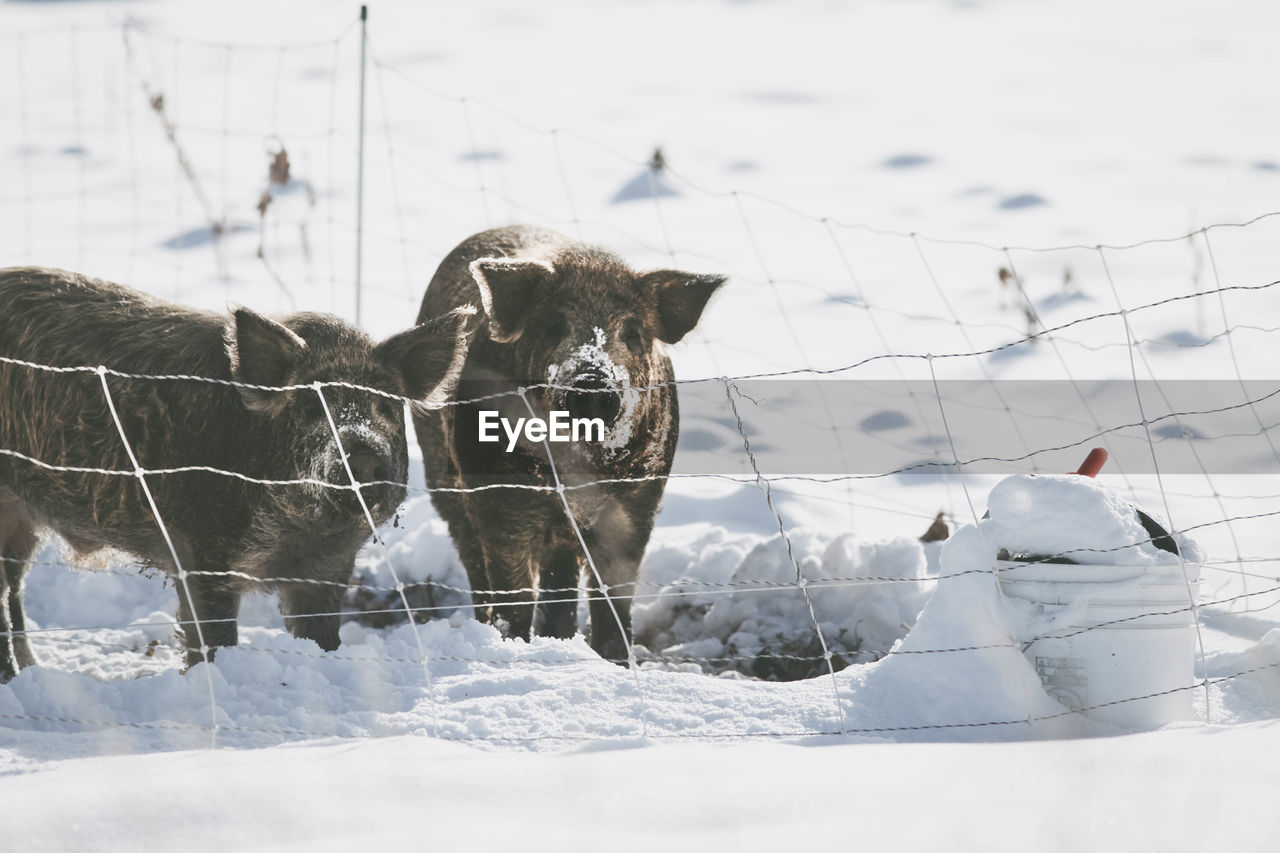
3,0 -> 1280,849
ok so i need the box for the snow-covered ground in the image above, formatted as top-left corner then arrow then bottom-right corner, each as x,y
3,0 -> 1280,848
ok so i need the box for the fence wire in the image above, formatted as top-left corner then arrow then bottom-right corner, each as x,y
1,17 -> 1278,748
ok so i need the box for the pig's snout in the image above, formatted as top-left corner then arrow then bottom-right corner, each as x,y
326,437 -> 396,492
326,437 -> 404,518
562,373 -> 623,427
344,447 -> 389,484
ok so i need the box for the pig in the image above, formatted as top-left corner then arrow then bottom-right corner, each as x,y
0,266 -> 477,680
414,225 -> 724,663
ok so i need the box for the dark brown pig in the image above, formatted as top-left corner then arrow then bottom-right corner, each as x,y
0,266 -> 478,679
414,226 -> 724,663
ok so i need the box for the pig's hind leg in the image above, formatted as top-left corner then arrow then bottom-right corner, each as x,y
0,497 -> 39,680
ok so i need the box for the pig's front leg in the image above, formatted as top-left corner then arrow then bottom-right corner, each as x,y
582,530 -> 644,666
586,572 -> 636,666
533,543 -> 581,641
467,489 -> 546,643
485,552 -> 536,644
278,581 -> 343,652
176,573 -> 241,668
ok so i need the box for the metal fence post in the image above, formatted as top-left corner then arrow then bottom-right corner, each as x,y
355,4 -> 368,326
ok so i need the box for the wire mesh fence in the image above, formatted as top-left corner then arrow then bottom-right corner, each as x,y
2,12 -> 1279,749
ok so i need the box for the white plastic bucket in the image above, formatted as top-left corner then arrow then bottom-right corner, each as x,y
996,559 -> 1201,729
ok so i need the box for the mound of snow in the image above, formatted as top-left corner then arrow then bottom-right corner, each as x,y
348,498 -> 938,680
2,474 -> 1228,763
353,494 -> 942,681
633,528 -> 936,679
984,473 -> 1205,565
23,543 -> 174,632
833,472 -> 1209,737
345,497 -> 473,627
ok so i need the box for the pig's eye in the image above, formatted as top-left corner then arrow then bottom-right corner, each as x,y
374,396 -> 400,420
623,322 -> 645,355
297,393 -> 325,421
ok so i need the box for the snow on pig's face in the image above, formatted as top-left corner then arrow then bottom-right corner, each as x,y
467,252 -> 724,459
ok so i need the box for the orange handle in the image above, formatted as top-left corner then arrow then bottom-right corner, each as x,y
1075,447 -> 1109,478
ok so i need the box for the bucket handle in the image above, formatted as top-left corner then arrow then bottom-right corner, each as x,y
1073,447 -> 1178,556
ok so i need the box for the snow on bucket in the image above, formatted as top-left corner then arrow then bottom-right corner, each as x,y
985,448 -> 1204,729
996,559 -> 1200,728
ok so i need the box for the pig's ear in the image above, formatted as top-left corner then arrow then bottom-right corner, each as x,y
468,257 -> 554,343
226,308 -> 308,415
375,305 -> 481,405
645,271 -> 727,344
